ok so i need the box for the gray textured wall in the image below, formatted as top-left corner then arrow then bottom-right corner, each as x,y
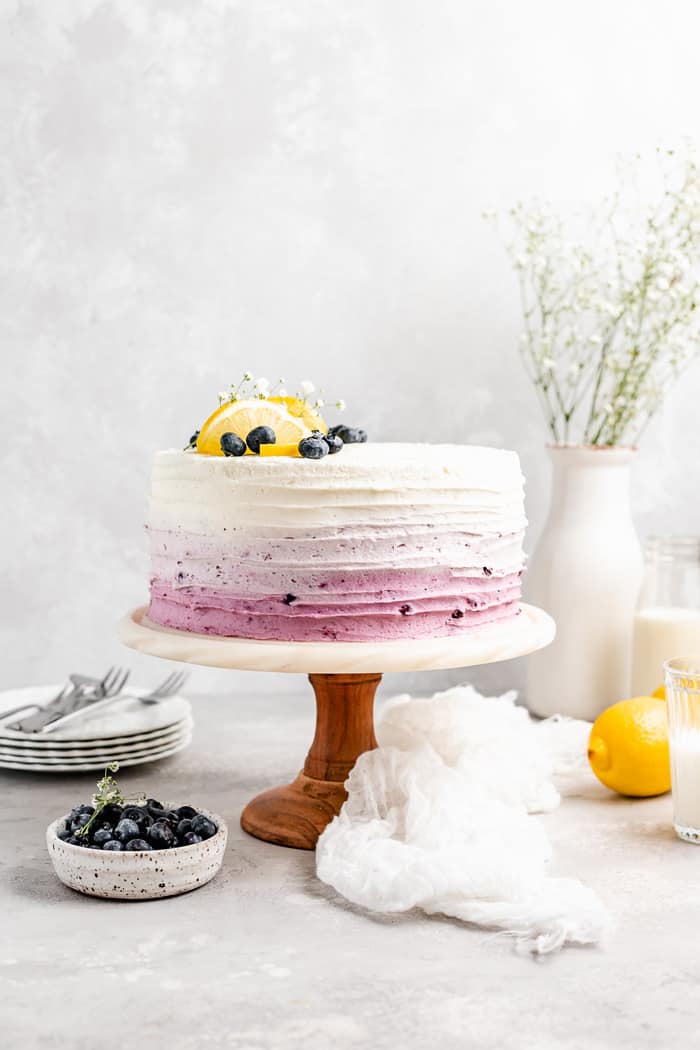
3,1 -> 700,701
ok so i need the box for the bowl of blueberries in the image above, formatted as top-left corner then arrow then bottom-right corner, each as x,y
47,777 -> 227,899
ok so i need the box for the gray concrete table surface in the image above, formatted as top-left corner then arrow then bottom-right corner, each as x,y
2,686 -> 700,1050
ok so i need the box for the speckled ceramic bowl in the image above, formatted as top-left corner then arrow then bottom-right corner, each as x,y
46,806 -> 227,900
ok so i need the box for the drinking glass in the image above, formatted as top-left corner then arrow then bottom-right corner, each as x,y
632,537 -> 700,696
665,656 -> 700,843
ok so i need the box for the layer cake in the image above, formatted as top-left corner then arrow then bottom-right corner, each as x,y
146,443 -> 526,642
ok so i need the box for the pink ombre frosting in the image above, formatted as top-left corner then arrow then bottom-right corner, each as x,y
146,444 -> 527,642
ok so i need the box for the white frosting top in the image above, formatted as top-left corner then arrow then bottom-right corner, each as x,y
148,443 -> 526,537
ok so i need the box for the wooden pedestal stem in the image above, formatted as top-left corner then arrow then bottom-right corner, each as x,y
240,672 -> 381,850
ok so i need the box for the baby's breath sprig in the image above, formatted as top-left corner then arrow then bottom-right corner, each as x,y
490,146 -> 700,446
215,375 -> 347,414
76,763 -> 147,840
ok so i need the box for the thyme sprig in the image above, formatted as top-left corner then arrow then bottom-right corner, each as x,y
76,763 -> 147,840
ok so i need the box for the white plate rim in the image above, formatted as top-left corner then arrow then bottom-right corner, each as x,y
0,717 -> 193,752
0,727 -> 192,762
0,735 -> 192,772
0,725 -> 193,761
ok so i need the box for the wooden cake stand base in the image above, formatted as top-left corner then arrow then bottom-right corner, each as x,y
241,672 -> 380,848
118,605 -> 555,850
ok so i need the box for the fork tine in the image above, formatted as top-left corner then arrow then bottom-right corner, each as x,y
117,669 -> 131,695
98,667 -> 118,696
166,670 -> 187,693
157,671 -> 179,692
151,671 -> 181,698
161,671 -> 187,697
100,666 -> 117,690
107,667 -> 126,692
106,669 -> 130,698
110,667 -> 130,695
151,670 -> 188,698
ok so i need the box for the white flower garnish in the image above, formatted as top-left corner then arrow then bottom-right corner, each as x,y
300,380 -> 315,395
492,146 -> 700,445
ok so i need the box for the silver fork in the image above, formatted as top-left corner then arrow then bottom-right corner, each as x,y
0,668 -> 123,728
17,667 -> 131,733
40,670 -> 189,733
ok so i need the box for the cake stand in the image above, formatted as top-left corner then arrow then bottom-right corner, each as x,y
118,604 -> 555,850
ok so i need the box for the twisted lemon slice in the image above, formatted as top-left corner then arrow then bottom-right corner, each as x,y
268,396 -> 327,433
196,398 -> 325,456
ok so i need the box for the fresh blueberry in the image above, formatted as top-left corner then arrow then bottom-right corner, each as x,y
122,806 -> 153,830
326,424 -> 343,439
67,835 -> 90,847
68,804 -> 93,827
176,818 -> 193,837
100,804 -> 123,826
92,828 -> 113,847
323,433 -> 343,455
220,432 -> 247,457
148,821 -> 176,849
125,838 -> 153,852
102,840 -> 124,852
114,818 -> 141,843
165,809 -> 181,824
333,425 -> 367,444
298,435 -> 329,460
70,812 -> 92,833
190,814 -> 217,840
177,805 -> 198,821
182,832 -> 203,846
57,828 -> 71,842
186,429 -> 200,450
246,426 -> 276,454
146,798 -> 164,811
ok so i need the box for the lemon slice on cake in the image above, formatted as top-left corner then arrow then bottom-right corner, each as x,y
196,399 -> 319,456
269,396 -> 327,434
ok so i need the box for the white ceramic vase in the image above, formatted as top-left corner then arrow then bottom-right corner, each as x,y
525,445 -> 643,721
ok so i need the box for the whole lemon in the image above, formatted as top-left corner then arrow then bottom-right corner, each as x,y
587,696 -> 670,797
652,684 -> 666,699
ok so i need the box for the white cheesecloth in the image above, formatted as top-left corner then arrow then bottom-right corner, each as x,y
316,685 -> 610,955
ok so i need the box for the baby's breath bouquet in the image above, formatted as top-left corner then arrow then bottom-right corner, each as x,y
492,149 -> 700,446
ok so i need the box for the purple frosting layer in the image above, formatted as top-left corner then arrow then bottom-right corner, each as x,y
148,569 -> 522,641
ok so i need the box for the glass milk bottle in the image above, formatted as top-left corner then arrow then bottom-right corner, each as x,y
631,537 -> 700,696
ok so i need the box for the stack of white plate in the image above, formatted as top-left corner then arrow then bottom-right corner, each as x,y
0,685 -> 193,772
